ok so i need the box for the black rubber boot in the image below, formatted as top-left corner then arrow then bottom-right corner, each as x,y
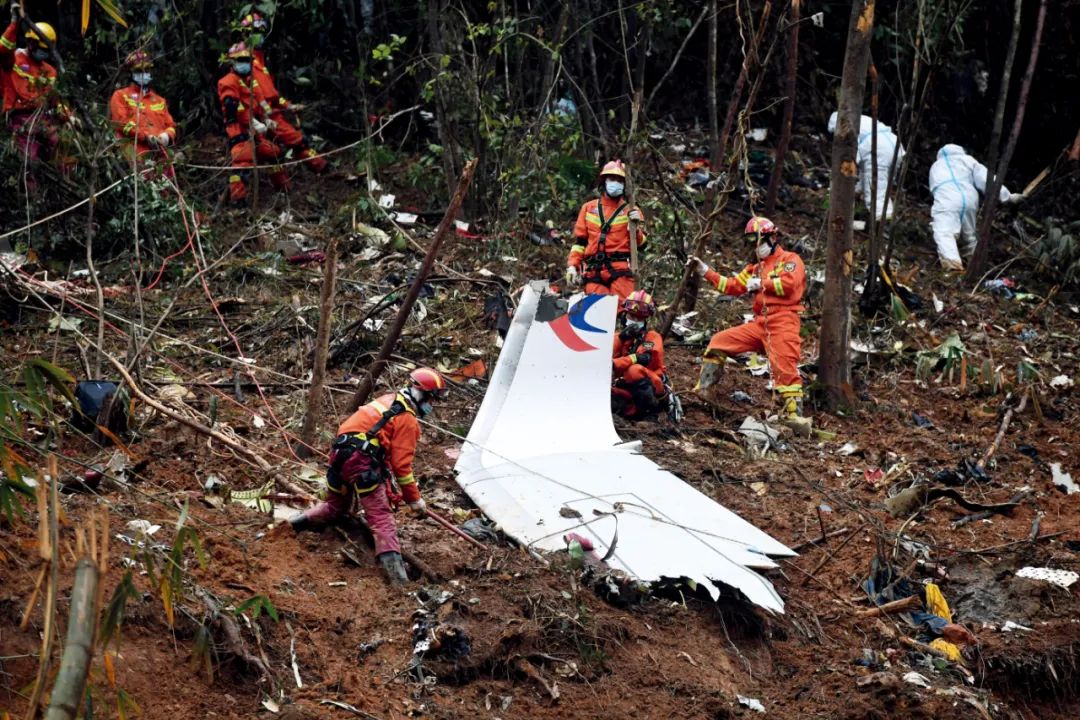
377,551 -> 409,585
288,511 -> 316,533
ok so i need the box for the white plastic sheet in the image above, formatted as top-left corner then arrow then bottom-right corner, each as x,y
455,283 -> 794,612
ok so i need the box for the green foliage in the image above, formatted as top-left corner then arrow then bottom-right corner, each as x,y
234,594 -> 279,622
1032,221 -> 1080,286
100,571 -> 140,649
915,332 -> 966,382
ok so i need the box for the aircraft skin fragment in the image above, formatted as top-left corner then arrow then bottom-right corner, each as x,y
455,282 -> 794,613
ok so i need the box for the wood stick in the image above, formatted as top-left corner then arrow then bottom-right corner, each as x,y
788,527 -> 851,553
297,236 -> 338,458
626,90 -> 642,277
25,459 -> 60,720
799,524 -> 864,587
348,158 -> 477,411
977,393 -> 1028,470
856,593 -> 922,618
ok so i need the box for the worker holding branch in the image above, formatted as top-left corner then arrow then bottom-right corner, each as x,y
290,368 -> 448,584
690,216 -> 811,435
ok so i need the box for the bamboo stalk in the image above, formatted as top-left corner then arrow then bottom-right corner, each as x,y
297,236 -> 339,457
43,558 -> 100,720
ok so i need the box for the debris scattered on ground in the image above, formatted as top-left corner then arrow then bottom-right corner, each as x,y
738,695 -> 766,712
1015,567 -> 1078,589
1050,463 -> 1078,494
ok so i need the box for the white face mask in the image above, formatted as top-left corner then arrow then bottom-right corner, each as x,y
133,72 -> 152,87
604,180 -> 624,198
756,242 -> 773,260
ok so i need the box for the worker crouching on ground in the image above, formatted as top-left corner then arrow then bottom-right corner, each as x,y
928,144 -> 1023,272
1,5 -> 74,183
566,159 -> 647,299
217,42 -> 289,203
691,216 -> 811,436
236,12 -> 326,173
611,290 -> 671,420
289,368 -> 448,584
109,50 -> 177,181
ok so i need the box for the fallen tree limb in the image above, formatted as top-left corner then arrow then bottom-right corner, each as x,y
978,393 -> 1028,470
799,525 -> 865,587
789,527 -> 851,553
199,591 -> 274,680
856,593 -> 922,619
103,352 -> 317,501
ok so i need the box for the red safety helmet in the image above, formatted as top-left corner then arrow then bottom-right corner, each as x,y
599,159 -> 626,180
744,216 -> 778,240
409,367 -> 449,399
227,42 -> 253,60
622,290 -> 656,320
125,49 -> 152,70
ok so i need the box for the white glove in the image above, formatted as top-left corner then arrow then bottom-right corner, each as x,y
288,102 -> 306,112
157,132 -> 171,147
264,118 -> 278,131
408,498 -> 427,517
688,256 -> 708,277
565,265 -> 581,286
251,118 -> 268,135
628,207 -> 643,222
146,134 -> 160,147
1007,193 -> 1024,204
745,277 -> 762,292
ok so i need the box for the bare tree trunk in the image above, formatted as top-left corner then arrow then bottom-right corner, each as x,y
297,237 -> 339,458
966,0 -> 1047,281
819,0 -> 876,413
687,0 -> 721,312
348,159 -> 478,411
426,0 -> 459,195
644,3 -> 708,115
764,0 -> 801,216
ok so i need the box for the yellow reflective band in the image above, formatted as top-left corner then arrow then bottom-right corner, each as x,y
327,483 -> 349,495
1,37 -> 15,50
237,103 -> 245,112
716,276 -> 728,292
150,102 -> 165,111
773,278 -> 784,296
775,385 -> 802,395
570,244 -> 585,255
396,474 -> 416,486
736,270 -> 752,285
123,121 -> 135,132
229,174 -> 242,183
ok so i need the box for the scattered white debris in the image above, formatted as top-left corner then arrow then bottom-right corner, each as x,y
1001,621 -> 1033,632
363,318 -> 386,332
838,442 -> 860,456
378,193 -> 396,208
903,671 -> 932,688
853,220 -> 867,231
1050,463 -> 1078,494
747,128 -> 768,142
1050,375 -> 1074,389
811,11 -> 824,27
328,581 -> 347,587
47,316 -> 82,332
368,179 -> 382,192
739,416 -> 781,451
737,695 -> 766,713
126,519 -> 161,537
252,414 -> 266,429
1016,567 -> 1079,590
261,698 -> 280,713
391,211 -> 418,225
932,293 -> 944,313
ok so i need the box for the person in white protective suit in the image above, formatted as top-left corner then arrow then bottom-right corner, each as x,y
827,111 -> 904,221
928,144 -> 1024,271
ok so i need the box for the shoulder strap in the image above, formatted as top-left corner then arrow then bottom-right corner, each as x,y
366,399 -> 407,437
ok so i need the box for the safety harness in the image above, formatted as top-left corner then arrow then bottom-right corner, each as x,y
583,199 -> 633,285
327,397 -> 410,494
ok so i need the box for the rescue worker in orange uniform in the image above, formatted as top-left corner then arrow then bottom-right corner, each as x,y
611,290 -> 670,420
289,368 -> 448,583
566,160 -> 647,299
108,50 -> 177,179
217,42 -> 289,203
236,13 -> 326,173
1,5 -> 72,176
690,216 -> 811,434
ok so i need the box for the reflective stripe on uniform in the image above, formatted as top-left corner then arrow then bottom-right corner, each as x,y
0,36 -> 15,50
773,278 -> 784,296
775,384 -> 802,395
715,276 -> 728,292
396,473 -> 416,486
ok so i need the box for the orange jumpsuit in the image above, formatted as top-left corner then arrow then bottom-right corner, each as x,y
569,196 -> 647,299
703,247 -> 806,398
109,84 -> 177,178
0,22 -> 68,168
252,49 -> 325,172
217,69 -> 289,202
612,328 -> 667,418
299,393 -> 422,555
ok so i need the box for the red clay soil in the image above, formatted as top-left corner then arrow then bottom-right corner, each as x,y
3,175 -> 1080,719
